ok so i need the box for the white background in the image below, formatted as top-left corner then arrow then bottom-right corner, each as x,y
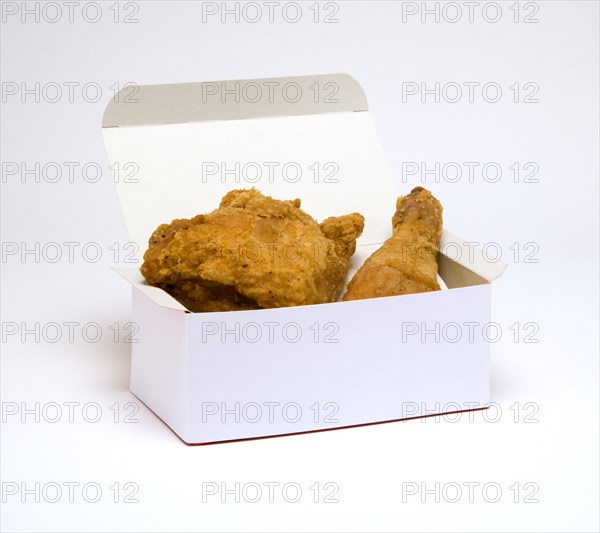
1,1 -> 598,532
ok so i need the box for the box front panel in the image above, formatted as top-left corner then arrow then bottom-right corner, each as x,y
184,285 -> 491,443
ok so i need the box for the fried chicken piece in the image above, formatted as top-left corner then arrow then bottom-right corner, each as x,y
141,189 -> 364,312
343,187 -> 442,301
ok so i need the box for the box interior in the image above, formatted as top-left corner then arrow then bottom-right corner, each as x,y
104,73 -> 506,311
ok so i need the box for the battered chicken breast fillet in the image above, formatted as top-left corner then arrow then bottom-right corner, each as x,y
141,189 -> 364,312
343,187 -> 442,301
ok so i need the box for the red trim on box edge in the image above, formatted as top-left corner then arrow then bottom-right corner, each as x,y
182,408 -> 490,446
130,391 -> 489,446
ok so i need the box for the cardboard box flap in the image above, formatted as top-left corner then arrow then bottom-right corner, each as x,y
102,74 -> 399,259
103,74 -> 367,128
440,230 -> 507,284
112,268 -> 188,312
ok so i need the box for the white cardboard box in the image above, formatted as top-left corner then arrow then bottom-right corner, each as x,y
102,74 -> 506,444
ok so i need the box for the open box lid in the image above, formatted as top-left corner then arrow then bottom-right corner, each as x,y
102,73 -> 399,254
103,73 -> 506,310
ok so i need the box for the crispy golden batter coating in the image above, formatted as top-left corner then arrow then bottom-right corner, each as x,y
141,189 -> 364,312
343,187 -> 442,301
